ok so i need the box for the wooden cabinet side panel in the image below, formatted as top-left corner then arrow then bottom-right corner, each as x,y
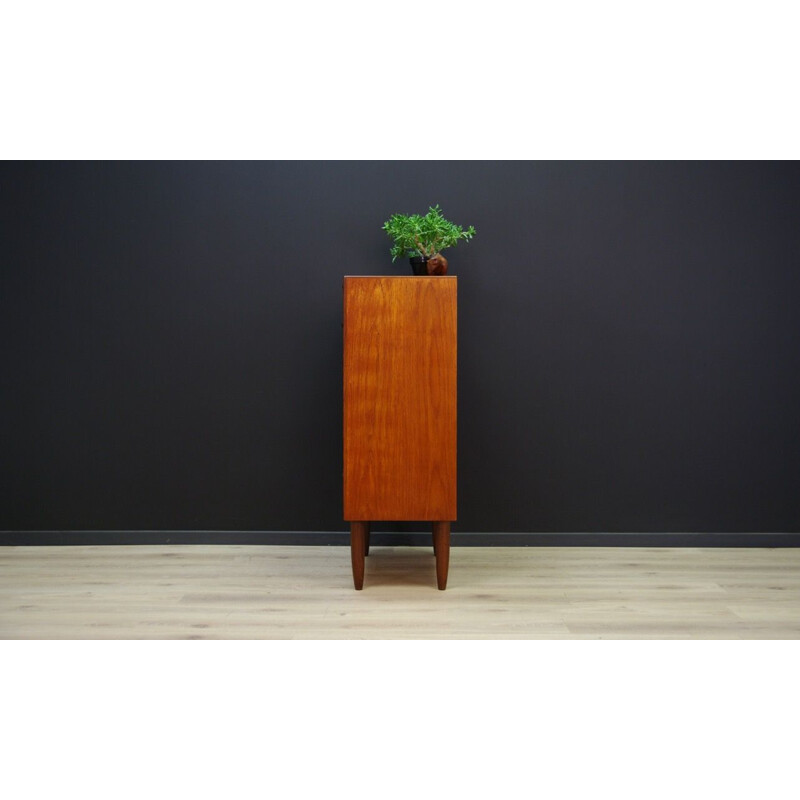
344,277 -> 457,521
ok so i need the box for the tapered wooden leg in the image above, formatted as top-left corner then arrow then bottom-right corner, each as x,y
432,522 -> 451,590
350,522 -> 367,590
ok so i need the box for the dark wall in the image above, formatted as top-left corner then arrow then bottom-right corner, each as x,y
2,162 -> 799,533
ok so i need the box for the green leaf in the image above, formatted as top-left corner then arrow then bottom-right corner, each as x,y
382,205 -> 476,263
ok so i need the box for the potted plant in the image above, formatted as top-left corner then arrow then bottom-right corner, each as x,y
382,204 -> 476,275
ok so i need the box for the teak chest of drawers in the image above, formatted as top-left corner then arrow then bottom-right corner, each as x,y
343,276 -> 457,589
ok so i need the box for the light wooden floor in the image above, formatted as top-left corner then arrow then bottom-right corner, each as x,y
1,545 -> 799,639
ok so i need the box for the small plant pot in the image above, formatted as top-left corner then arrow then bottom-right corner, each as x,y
409,256 -> 428,275
409,254 -> 448,275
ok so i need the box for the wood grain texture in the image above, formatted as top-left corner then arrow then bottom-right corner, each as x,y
343,277 -> 457,521
2,545 -> 799,639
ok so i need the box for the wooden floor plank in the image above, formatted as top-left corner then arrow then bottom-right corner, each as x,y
0,545 -> 798,639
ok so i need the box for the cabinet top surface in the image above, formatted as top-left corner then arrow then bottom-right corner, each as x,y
343,275 -> 457,280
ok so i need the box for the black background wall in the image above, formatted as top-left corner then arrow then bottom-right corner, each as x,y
2,161 -> 799,541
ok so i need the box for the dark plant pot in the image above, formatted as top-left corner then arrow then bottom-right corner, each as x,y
409,256 -> 428,275
409,254 -> 449,276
